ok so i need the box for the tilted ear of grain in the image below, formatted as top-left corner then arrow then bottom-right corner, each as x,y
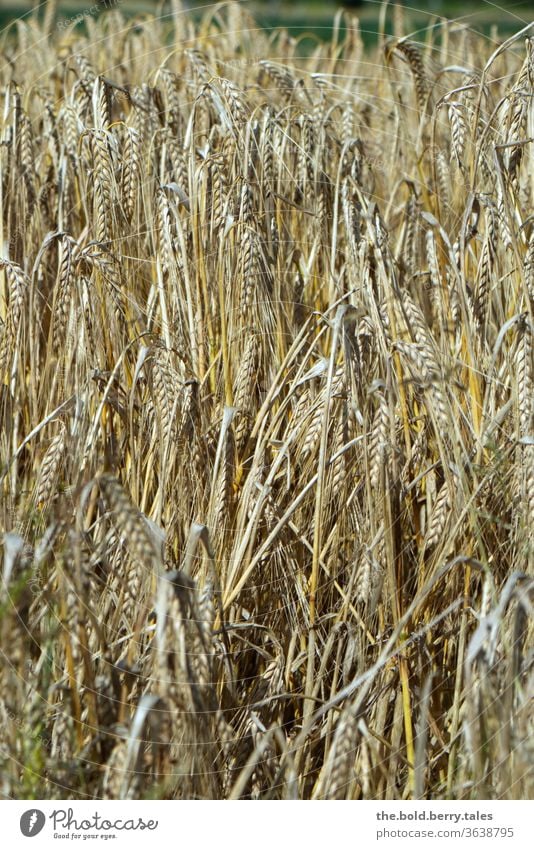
0,3 -> 533,801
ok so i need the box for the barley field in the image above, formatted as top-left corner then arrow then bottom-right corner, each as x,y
0,1 -> 533,801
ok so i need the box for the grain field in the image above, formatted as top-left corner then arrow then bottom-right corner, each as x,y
0,0 -> 533,800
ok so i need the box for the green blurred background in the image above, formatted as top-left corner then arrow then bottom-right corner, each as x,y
1,1 -> 533,41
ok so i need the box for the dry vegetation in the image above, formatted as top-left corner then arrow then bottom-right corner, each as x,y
0,0 -> 533,800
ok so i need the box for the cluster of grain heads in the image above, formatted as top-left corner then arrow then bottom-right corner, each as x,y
461,573 -> 534,799
0,1 -> 533,799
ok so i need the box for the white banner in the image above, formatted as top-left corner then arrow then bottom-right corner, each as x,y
2,800 -> 532,848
